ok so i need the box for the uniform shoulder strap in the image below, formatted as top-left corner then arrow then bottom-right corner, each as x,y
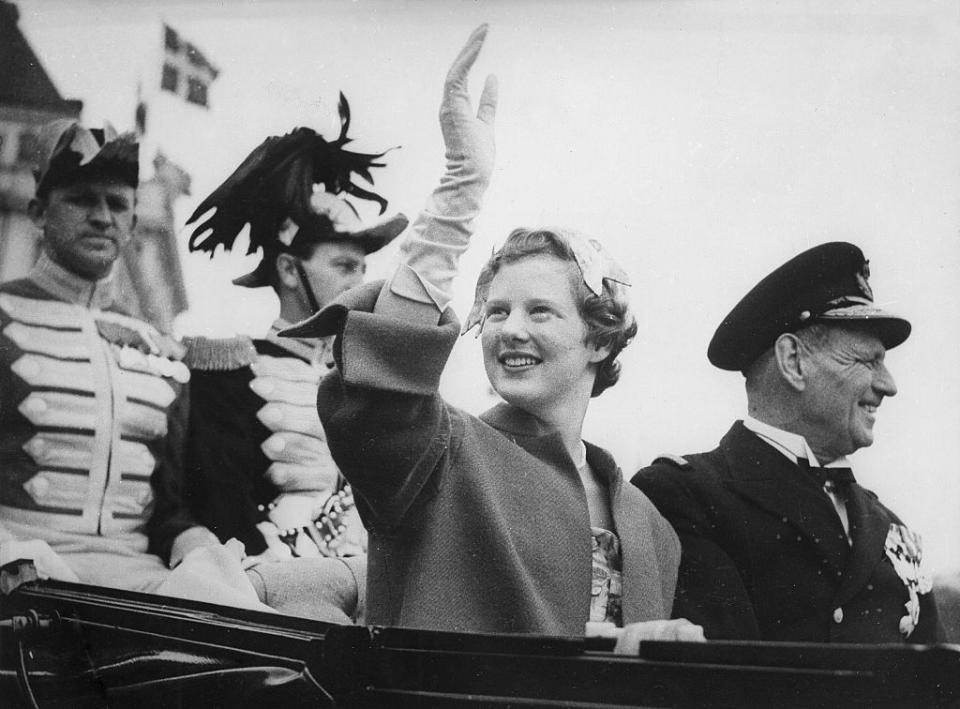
651,453 -> 692,471
182,335 -> 258,371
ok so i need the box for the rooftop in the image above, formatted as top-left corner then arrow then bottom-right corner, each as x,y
0,1 -> 81,114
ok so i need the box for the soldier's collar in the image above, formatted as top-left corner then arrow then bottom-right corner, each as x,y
29,251 -> 117,310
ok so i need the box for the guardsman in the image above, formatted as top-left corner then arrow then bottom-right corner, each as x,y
182,98 -> 406,621
0,119 -> 219,590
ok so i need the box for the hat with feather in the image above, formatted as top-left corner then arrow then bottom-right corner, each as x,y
185,94 -> 408,290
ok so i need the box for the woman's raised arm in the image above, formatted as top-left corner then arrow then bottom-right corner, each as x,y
376,24 -> 498,323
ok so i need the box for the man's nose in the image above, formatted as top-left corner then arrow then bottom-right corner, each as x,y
874,362 -> 897,397
88,199 -> 113,226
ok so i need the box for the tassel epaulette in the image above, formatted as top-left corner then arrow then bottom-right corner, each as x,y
182,335 -> 258,371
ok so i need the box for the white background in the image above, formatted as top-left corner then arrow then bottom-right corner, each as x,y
16,0 -> 960,572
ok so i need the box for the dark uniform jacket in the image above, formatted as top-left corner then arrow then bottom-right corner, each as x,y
632,421 -> 943,643
184,330 -> 364,559
184,338 -> 293,554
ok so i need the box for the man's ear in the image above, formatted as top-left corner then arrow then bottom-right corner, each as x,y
275,252 -> 300,290
773,333 -> 806,392
27,198 -> 46,230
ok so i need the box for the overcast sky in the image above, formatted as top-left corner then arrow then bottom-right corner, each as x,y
16,0 -> 960,570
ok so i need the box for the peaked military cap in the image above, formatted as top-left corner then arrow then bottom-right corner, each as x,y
708,241 -> 911,371
34,119 -> 139,197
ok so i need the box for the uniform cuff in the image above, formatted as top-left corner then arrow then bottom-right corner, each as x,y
338,307 -> 459,396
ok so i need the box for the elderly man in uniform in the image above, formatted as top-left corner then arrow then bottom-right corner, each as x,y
0,120 -> 224,592
182,98 -> 406,621
633,242 -> 943,643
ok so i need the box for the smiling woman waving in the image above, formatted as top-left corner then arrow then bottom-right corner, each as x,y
282,26 -> 702,652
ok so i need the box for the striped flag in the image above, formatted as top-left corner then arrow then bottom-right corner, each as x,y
160,24 -> 219,108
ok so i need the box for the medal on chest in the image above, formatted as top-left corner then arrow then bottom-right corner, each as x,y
884,523 -> 933,638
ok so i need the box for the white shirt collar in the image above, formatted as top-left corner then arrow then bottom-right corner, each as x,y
742,415 -> 851,469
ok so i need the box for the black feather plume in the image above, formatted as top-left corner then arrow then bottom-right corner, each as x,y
186,94 -> 394,256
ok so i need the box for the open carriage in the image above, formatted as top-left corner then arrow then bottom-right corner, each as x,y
2,560 -> 958,708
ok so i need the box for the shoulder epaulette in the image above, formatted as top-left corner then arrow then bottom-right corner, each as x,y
652,453 -> 692,470
182,335 -> 258,371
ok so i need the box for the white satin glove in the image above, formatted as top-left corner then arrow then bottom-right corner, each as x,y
585,618 -> 707,656
168,525 -> 221,568
157,538 -> 275,613
0,539 -> 80,582
392,23 -> 499,311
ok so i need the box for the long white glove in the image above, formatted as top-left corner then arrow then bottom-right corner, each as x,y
390,24 -> 499,311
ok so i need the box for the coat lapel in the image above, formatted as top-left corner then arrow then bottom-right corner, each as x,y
600,440 -> 674,622
832,483 -> 890,608
479,403 -> 572,471
480,405 -> 672,622
720,422 -> 851,575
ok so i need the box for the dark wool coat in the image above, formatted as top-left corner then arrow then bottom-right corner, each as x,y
315,283 -> 680,635
632,421 -> 943,643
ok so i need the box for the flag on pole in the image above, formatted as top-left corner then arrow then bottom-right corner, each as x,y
160,24 -> 219,108
134,81 -> 147,136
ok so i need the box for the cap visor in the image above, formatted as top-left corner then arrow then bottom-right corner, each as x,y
818,304 -> 912,349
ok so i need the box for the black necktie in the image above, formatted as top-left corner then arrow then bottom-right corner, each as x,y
797,458 -> 856,493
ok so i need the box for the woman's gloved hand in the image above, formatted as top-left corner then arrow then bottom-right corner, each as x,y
392,23 -> 499,311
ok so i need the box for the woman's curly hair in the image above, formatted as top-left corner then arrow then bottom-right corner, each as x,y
479,227 -> 637,397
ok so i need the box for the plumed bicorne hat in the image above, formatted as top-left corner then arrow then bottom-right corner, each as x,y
33,119 -> 139,196
185,93 -> 408,288
708,241 -> 911,372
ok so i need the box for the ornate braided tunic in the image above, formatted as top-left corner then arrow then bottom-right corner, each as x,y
0,254 -> 197,589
